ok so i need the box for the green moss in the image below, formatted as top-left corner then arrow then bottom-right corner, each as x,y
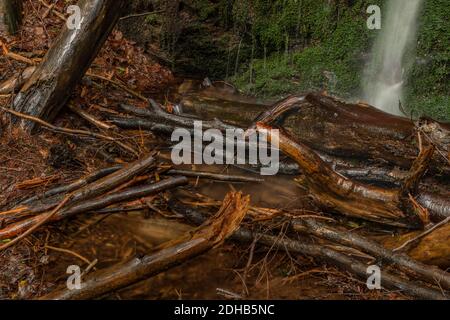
231,0 -> 449,121
233,2 -> 374,98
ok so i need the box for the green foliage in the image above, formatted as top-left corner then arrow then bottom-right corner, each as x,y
231,0 -> 449,121
406,0 -> 450,120
407,95 -> 450,122
233,1 -> 375,98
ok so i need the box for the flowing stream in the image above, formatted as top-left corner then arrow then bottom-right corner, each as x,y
362,0 -> 423,116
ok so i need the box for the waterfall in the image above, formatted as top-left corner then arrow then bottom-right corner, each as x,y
362,0 -> 423,116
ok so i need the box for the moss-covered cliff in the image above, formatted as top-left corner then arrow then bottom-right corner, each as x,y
121,0 -> 449,120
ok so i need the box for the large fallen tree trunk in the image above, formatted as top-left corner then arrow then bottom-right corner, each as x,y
108,99 -> 450,221
0,0 -> 21,34
12,0 -> 127,131
254,93 -> 450,175
181,89 -> 449,176
256,123 -> 427,228
40,192 -> 249,300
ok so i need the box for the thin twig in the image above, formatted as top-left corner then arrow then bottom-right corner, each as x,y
0,106 -> 139,156
0,194 -> 73,251
68,102 -> 117,131
85,72 -> 147,101
45,245 -> 92,265
119,10 -> 164,21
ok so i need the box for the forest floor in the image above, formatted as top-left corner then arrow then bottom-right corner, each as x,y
0,1 -> 411,300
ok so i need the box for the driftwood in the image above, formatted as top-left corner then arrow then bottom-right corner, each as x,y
0,154 -> 155,225
0,176 -> 188,240
0,0 -> 21,34
40,192 -> 249,300
108,99 -> 450,221
291,218 -> 450,289
12,0 -> 127,131
168,201 -> 447,300
254,93 -> 450,175
256,123 -> 424,227
19,165 -> 123,205
381,223 -> 450,269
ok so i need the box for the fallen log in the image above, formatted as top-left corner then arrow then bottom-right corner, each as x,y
40,191 -> 249,300
0,176 -> 189,240
0,0 -> 21,34
181,89 -> 450,176
119,100 -> 235,131
381,222 -> 450,269
169,201 -> 448,300
0,154 -> 155,223
256,123 -> 421,228
12,0 -> 127,131
19,165 -> 123,205
255,93 -> 450,175
291,218 -> 450,289
109,113 -> 409,183
108,107 -> 450,221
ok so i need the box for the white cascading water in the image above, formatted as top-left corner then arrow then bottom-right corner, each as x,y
363,0 -> 423,116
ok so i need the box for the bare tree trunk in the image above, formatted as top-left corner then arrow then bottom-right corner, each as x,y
0,0 -> 21,34
12,0 -> 127,132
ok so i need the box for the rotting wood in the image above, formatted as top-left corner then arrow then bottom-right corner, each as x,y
168,201 -> 448,300
291,218 -> 450,289
39,192 -> 249,300
0,176 -> 189,240
256,123 -> 423,228
256,93 -> 450,175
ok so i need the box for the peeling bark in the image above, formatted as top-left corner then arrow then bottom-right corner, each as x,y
40,192 -> 249,300
12,0 -> 127,131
